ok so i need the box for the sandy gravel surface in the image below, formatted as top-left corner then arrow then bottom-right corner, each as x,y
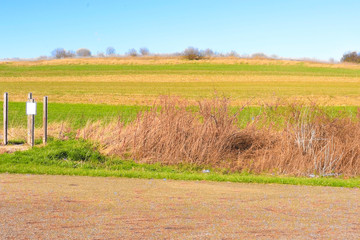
0,174 -> 359,239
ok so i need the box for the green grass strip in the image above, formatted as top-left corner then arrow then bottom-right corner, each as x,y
0,140 -> 359,188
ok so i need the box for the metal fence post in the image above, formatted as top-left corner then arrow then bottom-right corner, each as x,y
30,99 -> 35,147
27,93 -> 32,145
43,96 -> 48,145
3,92 -> 8,145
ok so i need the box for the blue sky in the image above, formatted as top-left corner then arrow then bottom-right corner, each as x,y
1,0 -> 359,60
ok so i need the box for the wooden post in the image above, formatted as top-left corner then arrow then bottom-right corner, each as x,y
43,96 -> 48,145
3,92 -> 8,145
30,99 -> 35,147
27,93 -> 32,145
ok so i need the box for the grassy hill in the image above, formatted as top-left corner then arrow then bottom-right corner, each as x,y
1,57 -> 360,105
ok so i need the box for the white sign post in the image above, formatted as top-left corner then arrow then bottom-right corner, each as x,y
26,98 -> 36,147
26,101 -> 37,115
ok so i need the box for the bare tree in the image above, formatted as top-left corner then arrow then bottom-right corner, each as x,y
106,47 -> 116,56
127,48 -> 138,57
76,48 -> 91,57
203,48 -> 214,57
66,50 -> 75,58
228,50 -> 239,57
51,48 -> 67,59
139,47 -> 150,56
183,47 -> 204,60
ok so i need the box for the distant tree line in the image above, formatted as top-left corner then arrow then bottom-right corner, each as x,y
48,46 -> 277,61
341,51 -> 360,63
50,47 -> 151,59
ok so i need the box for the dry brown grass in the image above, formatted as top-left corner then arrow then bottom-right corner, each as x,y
3,122 -> 72,142
78,97 -> 360,177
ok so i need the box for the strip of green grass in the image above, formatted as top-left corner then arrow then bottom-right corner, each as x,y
2,81 -> 359,105
0,102 -> 358,129
0,140 -> 359,188
0,102 -> 145,128
2,63 -> 360,77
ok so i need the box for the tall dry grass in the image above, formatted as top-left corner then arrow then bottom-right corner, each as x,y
3,122 -> 72,142
78,97 -> 360,177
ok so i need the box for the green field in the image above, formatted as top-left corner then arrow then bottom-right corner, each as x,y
2,63 -> 360,77
1,60 -> 360,105
0,101 -> 358,129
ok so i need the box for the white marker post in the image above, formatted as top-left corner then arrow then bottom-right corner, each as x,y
26,98 -> 37,147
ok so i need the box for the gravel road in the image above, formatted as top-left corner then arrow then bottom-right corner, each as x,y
0,174 -> 359,239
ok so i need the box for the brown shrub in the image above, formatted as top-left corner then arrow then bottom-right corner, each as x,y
78,97 -> 360,177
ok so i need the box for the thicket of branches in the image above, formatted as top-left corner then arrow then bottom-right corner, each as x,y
79,97 -> 360,177
341,51 -> 360,63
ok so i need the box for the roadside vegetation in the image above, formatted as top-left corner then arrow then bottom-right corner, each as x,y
0,100 -> 358,139
79,97 -> 360,178
1,139 -> 359,188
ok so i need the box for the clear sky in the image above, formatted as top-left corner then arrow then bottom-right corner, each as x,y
1,0 -> 359,60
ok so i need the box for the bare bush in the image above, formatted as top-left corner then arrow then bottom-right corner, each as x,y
76,48 -> 91,57
106,47 -> 116,56
51,48 -> 75,59
183,47 -> 204,60
139,47 -> 150,56
127,48 -> 138,57
341,51 -> 360,63
202,48 -> 214,57
78,97 -> 360,177
51,48 -> 66,59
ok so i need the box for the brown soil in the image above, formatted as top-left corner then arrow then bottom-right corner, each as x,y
1,174 -> 359,239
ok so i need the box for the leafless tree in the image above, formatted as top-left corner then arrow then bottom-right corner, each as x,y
203,48 -> 214,57
51,48 -> 67,59
51,48 -> 75,59
76,48 -> 91,57
183,47 -> 204,60
106,47 -> 116,56
139,47 -> 150,56
127,48 -> 138,57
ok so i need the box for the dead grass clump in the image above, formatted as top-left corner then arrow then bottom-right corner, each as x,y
244,106 -> 360,176
1,122 -> 72,142
79,97 -> 261,166
78,97 -> 360,177
285,114 -> 360,176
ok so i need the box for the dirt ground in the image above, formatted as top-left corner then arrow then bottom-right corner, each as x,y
0,174 -> 359,239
